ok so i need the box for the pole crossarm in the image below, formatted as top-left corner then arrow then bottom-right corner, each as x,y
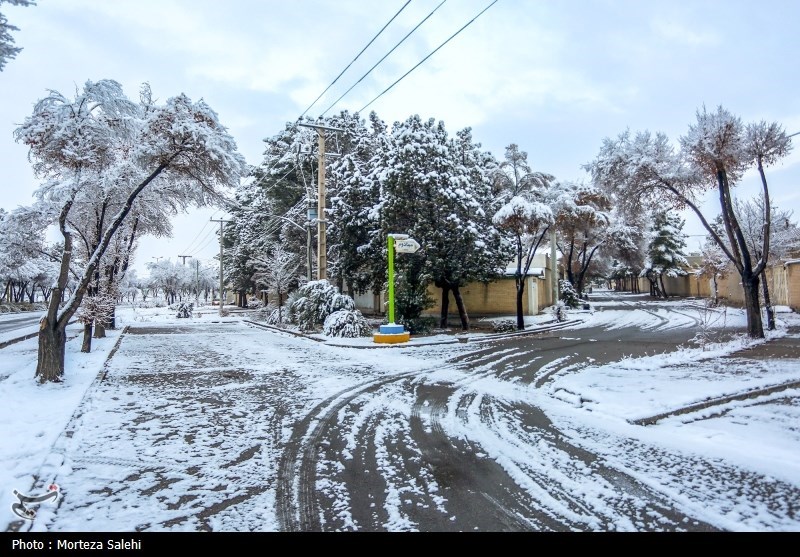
297,123 -> 344,132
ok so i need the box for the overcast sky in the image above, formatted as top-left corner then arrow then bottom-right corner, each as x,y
1,0 -> 799,277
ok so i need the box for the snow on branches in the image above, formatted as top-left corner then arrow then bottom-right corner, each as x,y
14,79 -> 247,382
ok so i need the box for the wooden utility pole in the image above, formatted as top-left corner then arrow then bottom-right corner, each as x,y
551,228 -> 558,305
210,218 -> 230,316
298,122 -> 342,281
178,255 -> 192,265
194,258 -> 200,302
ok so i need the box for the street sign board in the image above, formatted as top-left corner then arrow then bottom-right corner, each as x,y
394,238 -> 420,254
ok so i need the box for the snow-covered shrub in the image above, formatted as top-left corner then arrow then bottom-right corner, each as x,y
550,300 -> 569,322
323,309 -> 372,338
398,315 -> 436,335
174,301 -> 193,318
290,280 -> 355,332
492,319 -> 516,333
247,298 -> 264,309
559,280 -> 581,308
251,304 -> 271,322
266,306 -> 288,326
691,300 -> 729,350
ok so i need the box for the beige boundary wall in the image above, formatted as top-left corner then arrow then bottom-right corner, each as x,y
351,253 -> 559,318
635,260 -> 800,311
420,275 -> 551,318
421,253 -> 558,318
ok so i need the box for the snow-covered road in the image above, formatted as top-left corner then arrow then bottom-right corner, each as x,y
6,294 -> 800,532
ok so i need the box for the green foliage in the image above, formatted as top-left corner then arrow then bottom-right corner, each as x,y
398,315 -> 437,335
322,309 -> 373,338
492,319 -> 517,333
289,279 -> 355,332
394,255 -> 434,317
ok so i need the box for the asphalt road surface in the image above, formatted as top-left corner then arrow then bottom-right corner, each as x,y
0,312 -> 43,335
12,294 -> 798,532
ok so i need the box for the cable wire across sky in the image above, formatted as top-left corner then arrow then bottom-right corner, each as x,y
359,0 -> 499,114
231,0 -> 499,229
319,0 -> 447,118
298,0 -> 412,120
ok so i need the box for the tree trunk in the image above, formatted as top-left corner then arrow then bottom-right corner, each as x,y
36,315 -> 67,383
108,306 -> 117,330
647,277 -> 657,297
452,285 -> 470,331
659,275 -> 668,299
94,320 -> 106,338
711,275 -> 719,306
439,285 -> 450,329
742,274 -> 764,339
515,278 -> 525,330
81,323 -> 93,353
761,270 -> 775,331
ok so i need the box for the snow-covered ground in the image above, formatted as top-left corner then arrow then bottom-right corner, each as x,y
1,294 -> 799,532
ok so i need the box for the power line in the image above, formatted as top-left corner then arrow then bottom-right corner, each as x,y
179,210 -> 218,255
187,225 -> 220,257
241,2 -> 499,245
298,0 -> 412,120
320,0 -> 447,117
359,0 -> 499,114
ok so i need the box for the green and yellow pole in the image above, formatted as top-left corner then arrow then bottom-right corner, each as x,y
374,234 -> 410,343
388,235 -> 395,324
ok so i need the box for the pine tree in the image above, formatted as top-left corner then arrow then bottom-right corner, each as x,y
643,211 -> 688,298
378,115 -> 507,331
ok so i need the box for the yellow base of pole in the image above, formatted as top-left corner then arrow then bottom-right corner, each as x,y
373,332 -> 411,344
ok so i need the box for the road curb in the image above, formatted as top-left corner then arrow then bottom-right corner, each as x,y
0,331 -> 39,349
244,317 -> 587,349
631,378 -> 800,426
5,325 -> 130,533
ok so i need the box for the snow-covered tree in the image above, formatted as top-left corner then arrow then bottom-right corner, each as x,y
289,279 -> 355,332
251,241 -> 301,324
117,268 -> 141,303
76,293 -> 115,353
493,195 -> 554,329
641,211 -> 688,298
493,143 -> 555,202
558,279 -> 580,308
322,309 -> 372,338
491,143 -> 556,329
551,181 -> 611,298
145,259 -> 204,305
14,80 -> 246,382
0,0 -> 33,71
732,195 -> 800,329
377,116 -> 508,331
697,232 -> 728,307
0,206 -> 64,304
586,106 -> 793,338
326,112 -> 386,297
